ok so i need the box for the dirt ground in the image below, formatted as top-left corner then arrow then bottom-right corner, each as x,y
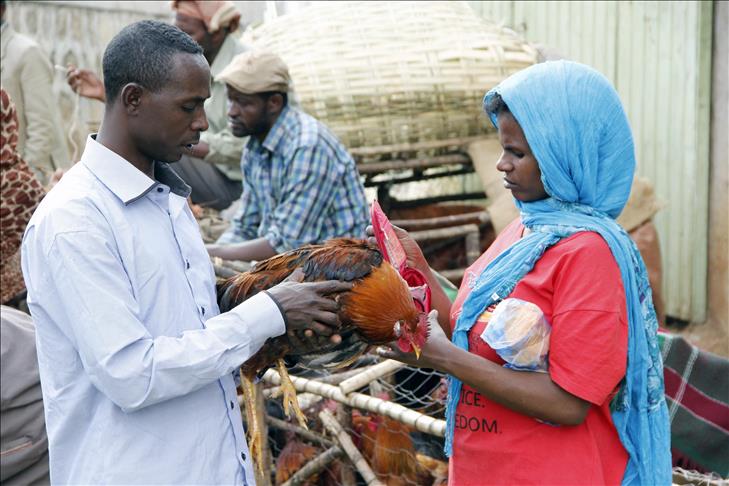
667,319 -> 729,359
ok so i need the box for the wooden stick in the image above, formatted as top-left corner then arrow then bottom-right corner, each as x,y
319,410 -> 384,486
211,257 -> 252,279
465,231 -> 481,264
339,359 -> 405,395
391,210 -> 490,230
356,154 -> 470,175
389,192 -> 487,209
263,369 -> 446,437
410,223 -> 480,241
438,268 -> 467,281
350,136 -> 483,157
280,446 -> 344,486
336,404 -> 356,486
364,166 -> 475,188
213,264 -> 238,279
265,416 -> 334,448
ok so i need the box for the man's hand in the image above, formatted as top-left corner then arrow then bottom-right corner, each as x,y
266,269 -> 352,349
66,65 -> 106,102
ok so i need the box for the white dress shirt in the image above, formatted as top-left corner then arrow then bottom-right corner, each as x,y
21,136 -> 285,485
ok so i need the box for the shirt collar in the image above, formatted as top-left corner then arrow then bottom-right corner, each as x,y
261,106 -> 293,154
81,135 -> 191,204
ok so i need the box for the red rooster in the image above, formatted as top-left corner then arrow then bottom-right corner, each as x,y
217,238 -> 429,475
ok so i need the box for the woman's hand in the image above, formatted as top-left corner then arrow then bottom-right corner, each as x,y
365,223 -> 428,272
66,65 -> 106,102
377,310 -> 452,371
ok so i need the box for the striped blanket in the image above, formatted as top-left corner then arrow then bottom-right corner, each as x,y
658,331 -> 729,477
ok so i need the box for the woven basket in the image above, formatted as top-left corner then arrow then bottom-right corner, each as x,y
242,1 -> 537,158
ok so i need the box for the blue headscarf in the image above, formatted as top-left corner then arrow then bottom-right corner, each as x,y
444,61 -> 671,485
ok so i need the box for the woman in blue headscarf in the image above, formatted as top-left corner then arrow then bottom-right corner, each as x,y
378,61 -> 671,485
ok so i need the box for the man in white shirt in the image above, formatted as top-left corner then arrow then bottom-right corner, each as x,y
21,20 -> 348,485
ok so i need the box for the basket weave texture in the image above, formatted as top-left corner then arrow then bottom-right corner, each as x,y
242,1 -> 538,155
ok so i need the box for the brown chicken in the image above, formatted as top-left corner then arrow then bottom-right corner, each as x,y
274,438 -> 319,485
352,411 -> 433,486
217,238 -> 429,476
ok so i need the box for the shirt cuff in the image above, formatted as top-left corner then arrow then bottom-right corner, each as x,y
225,291 -> 286,347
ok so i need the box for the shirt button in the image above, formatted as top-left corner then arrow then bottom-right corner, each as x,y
200,306 -> 205,316
230,400 -> 234,410
241,452 -> 246,461
186,260 -> 190,269
157,187 -> 164,193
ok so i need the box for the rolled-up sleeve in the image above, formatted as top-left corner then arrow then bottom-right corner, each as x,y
41,229 -> 284,413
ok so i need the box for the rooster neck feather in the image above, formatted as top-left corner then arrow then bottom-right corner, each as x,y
341,262 -> 419,343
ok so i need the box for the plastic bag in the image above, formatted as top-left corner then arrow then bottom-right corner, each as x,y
480,298 -> 551,371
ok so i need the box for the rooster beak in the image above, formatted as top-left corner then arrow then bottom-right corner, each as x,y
411,342 -> 421,359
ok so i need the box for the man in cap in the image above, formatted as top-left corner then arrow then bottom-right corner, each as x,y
66,1 -> 246,210
23,21 -> 349,484
206,50 -> 369,262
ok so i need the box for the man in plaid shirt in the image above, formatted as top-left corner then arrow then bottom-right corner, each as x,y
207,51 -> 368,261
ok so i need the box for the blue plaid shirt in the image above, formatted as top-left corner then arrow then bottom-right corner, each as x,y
217,106 -> 369,252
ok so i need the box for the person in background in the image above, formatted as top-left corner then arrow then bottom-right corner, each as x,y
22,21 -> 349,484
206,50 -> 369,262
0,0 -> 71,183
0,87 -> 50,486
378,61 -> 670,485
0,305 -> 49,486
66,0 -> 246,210
0,88 -> 47,309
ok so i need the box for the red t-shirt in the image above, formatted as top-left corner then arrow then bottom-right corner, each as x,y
448,219 -> 629,485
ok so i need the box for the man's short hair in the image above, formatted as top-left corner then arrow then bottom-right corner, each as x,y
102,20 -> 203,103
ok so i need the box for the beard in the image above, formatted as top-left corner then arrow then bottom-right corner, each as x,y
231,107 -> 272,138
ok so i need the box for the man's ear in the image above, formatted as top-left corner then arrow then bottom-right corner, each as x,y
266,93 -> 284,116
121,83 -> 145,115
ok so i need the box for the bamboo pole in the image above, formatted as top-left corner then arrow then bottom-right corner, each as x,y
356,154 -> 470,175
438,268 -> 467,281
350,136 -> 483,158
211,257 -> 252,279
465,230 -> 481,264
338,359 -> 405,395
264,365 -> 378,398
410,223 -> 480,241
391,210 -> 490,230
388,192 -> 487,209
319,410 -> 384,486
262,369 -> 446,437
336,403 -> 356,486
280,446 -> 344,486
